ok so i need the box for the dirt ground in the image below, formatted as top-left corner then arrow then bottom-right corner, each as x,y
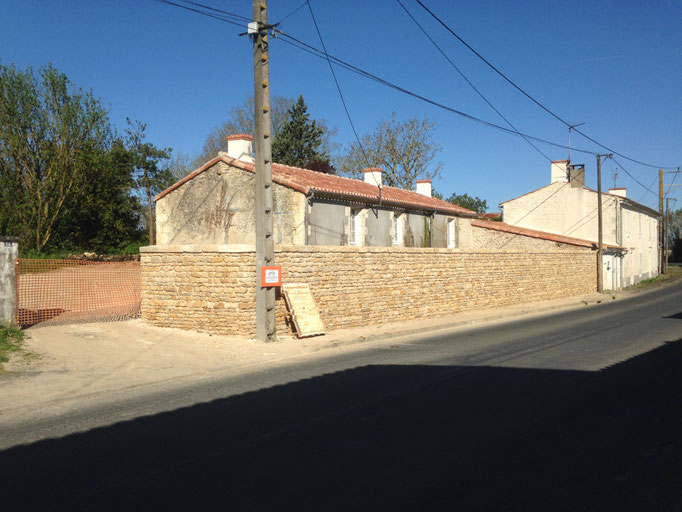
0,282 -> 669,426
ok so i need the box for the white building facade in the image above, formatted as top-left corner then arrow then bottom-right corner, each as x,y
500,160 -> 659,289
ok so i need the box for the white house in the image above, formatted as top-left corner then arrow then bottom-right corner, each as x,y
154,134 -> 478,249
499,160 -> 659,289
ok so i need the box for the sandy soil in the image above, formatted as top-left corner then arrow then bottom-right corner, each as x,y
0,285 -> 658,425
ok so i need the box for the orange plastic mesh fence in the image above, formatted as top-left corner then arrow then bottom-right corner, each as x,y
15,259 -> 141,326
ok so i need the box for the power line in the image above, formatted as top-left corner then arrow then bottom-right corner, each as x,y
177,0 -> 250,21
664,169 -> 680,199
276,1 -> 308,25
304,0 -> 371,169
151,0 -> 245,27
151,0 -> 670,170
396,0 -> 551,163
276,31 -> 600,156
638,175 -> 658,203
612,157 -> 659,200
149,0 -> 598,156
411,0 -> 678,170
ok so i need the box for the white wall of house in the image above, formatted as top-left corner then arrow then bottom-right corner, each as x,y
620,206 -> 659,286
501,182 -> 620,246
156,162 -> 307,246
501,162 -> 659,288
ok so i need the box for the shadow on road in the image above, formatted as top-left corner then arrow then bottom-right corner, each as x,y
1,339 -> 681,511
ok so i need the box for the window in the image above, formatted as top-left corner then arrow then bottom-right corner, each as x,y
624,210 -> 630,240
447,218 -> 457,248
349,208 -> 360,245
638,214 -> 642,239
392,213 -> 402,245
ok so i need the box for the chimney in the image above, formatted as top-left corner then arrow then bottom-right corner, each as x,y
223,134 -> 254,163
363,167 -> 383,187
550,160 -> 569,183
416,179 -> 432,197
569,164 -> 585,188
609,188 -> 627,198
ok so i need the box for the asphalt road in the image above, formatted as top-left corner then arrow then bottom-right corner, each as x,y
1,281 -> 681,511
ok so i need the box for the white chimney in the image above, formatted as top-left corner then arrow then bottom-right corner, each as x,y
416,179 -> 432,197
363,167 -> 383,187
550,160 -> 569,183
223,134 -> 254,163
609,188 -> 627,198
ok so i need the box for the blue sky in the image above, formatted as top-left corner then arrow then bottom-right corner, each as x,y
2,0 -> 680,212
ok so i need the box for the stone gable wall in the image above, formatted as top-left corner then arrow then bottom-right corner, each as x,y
141,245 -> 596,338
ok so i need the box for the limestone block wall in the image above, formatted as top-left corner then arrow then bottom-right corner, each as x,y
141,245 -> 596,338
470,225 -> 589,251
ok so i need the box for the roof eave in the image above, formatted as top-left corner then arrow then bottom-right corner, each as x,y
310,190 -> 477,217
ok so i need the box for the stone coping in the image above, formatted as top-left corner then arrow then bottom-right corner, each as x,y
140,244 -> 256,253
0,236 -> 19,243
141,244 -> 590,255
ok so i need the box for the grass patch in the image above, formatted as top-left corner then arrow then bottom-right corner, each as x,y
0,324 -> 24,367
627,265 -> 682,290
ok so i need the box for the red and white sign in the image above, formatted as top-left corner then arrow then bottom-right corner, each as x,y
261,266 -> 282,287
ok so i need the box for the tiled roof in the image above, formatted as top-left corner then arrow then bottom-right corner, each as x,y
156,155 -> 477,217
472,219 -> 624,250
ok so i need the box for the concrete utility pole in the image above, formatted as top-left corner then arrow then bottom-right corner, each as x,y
596,154 -> 613,293
659,169 -> 664,274
252,0 -> 276,341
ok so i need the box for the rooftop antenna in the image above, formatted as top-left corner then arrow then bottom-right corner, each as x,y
568,122 -> 585,162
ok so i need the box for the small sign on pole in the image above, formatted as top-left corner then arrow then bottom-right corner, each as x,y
261,266 -> 282,287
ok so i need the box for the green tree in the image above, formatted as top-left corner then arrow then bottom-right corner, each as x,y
666,207 -> 682,262
338,113 -> 443,190
125,119 -> 173,245
0,63 -> 111,251
445,193 -> 488,215
182,95 -> 338,176
272,95 -> 328,169
57,139 -> 143,252
190,96 -> 295,170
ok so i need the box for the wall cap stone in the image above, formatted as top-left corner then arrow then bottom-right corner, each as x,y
141,244 -> 256,253
141,243 -> 590,256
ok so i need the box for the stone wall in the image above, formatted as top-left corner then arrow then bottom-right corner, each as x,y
470,224 -> 589,251
141,244 -> 596,338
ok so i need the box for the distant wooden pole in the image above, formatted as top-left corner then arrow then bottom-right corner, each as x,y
597,155 -> 604,292
665,197 -> 671,274
659,169 -> 664,274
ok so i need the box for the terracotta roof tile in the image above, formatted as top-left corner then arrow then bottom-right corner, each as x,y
472,219 -> 624,250
155,156 -> 477,217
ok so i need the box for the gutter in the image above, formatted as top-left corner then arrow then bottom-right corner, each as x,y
310,190 -> 478,218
